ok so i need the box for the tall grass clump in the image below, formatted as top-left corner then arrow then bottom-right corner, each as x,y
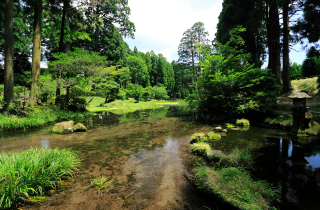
0,106 -> 91,132
0,147 -> 81,209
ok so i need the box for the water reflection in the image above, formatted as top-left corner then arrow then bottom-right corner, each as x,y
40,137 -> 50,148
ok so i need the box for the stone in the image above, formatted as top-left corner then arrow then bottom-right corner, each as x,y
229,128 -> 240,131
214,127 -> 222,130
206,150 -> 225,161
73,123 -> 87,132
52,121 -> 74,134
221,129 -> 228,132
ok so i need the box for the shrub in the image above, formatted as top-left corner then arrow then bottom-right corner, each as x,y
207,131 -> 221,141
236,119 -> 250,126
0,147 -> 80,209
190,133 -> 207,143
191,143 -> 211,155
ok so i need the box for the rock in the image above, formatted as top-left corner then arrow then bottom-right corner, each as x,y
52,121 -> 75,134
207,131 -> 221,141
190,133 -> 207,143
206,150 -> 225,161
229,128 -> 240,131
73,123 -> 87,132
214,127 -> 222,130
221,129 -> 228,132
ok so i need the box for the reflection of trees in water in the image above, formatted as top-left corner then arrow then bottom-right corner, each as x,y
254,137 -> 320,209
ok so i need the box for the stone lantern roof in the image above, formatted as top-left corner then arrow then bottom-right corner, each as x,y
288,92 -> 312,99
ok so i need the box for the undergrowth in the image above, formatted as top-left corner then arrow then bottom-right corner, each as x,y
0,147 -> 81,209
0,106 -> 91,132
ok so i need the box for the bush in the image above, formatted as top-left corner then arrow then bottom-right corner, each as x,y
191,143 -> 211,155
236,119 -> 250,126
207,131 -> 221,141
190,133 -> 207,143
0,147 -> 80,209
195,26 -> 280,116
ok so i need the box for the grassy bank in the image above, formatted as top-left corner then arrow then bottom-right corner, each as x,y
188,131 -> 280,209
86,97 -> 187,114
0,106 -> 92,132
0,147 -> 80,209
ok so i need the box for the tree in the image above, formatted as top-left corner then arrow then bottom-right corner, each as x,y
127,55 -> 149,87
292,0 -> 320,44
195,27 -> 280,116
302,46 -> 320,77
30,0 -> 42,106
281,0 -> 292,92
178,22 -> 209,87
3,0 -> 14,114
216,0 -> 265,68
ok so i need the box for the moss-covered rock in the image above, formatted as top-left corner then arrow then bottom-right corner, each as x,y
206,150 -> 225,162
236,118 -> 250,126
73,123 -> 87,132
207,131 -> 221,141
190,133 -> 207,143
191,143 -> 211,155
52,121 -> 74,134
226,123 -> 235,128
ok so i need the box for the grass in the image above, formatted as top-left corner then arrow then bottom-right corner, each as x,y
191,166 -> 280,210
0,106 -> 91,132
236,119 -> 250,126
207,131 -> 221,141
190,148 -> 279,209
191,143 -> 211,155
84,176 -> 112,194
0,147 -> 81,209
86,97 -> 187,114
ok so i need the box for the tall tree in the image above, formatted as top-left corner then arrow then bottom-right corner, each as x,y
281,0 -> 292,92
292,0 -> 320,44
3,0 -> 14,114
30,0 -> 42,106
216,0 -> 265,68
267,0 -> 282,85
178,28 -> 196,84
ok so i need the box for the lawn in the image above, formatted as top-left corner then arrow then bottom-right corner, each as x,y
86,97 -> 187,114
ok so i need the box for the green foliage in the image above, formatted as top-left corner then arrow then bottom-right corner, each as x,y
191,133 -> 207,143
0,147 -> 80,209
0,106 -> 91,132
195,26 -> 280,116
221,167 -> 241,182
236,119 -> 250,126
302,46 -> 320,77
142,86 -> 153,102
84,176 -> 112,194
127,55 -> 150,87
190,147 -> 280,209
191,142 -> 211,155
152,85 -> 169,100
290,62 -> 303,80
206,131 -> 221,141
226,123 -> 235,128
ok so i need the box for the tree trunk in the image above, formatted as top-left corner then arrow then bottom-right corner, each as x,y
282,1 -> 291,92
30,0 -> 42,107
3,0 -> 14,114
269,0 -> 282,86
55,0 -> 67,105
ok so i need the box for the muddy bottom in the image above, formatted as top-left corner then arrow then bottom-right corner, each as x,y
2,106 -> 320,210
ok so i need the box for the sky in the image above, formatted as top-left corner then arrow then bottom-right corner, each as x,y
123,0 -> 307,66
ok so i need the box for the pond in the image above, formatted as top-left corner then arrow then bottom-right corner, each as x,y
1,106 -> 320,209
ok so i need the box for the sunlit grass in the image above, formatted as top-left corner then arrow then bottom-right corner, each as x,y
0,147 -> 81,209
86,97 -> 187,114
0,106 -> 91,132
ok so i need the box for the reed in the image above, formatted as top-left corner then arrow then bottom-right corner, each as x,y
0,147 -> 81,209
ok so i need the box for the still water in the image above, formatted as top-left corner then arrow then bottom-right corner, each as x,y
1,106 -> 320,209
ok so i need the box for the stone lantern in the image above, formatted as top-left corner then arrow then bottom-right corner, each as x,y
288,92 -> 312,135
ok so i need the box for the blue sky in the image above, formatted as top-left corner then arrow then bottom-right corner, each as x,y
124,0 -> 307,66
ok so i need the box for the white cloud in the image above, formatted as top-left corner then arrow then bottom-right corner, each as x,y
124,0 -> 223,62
